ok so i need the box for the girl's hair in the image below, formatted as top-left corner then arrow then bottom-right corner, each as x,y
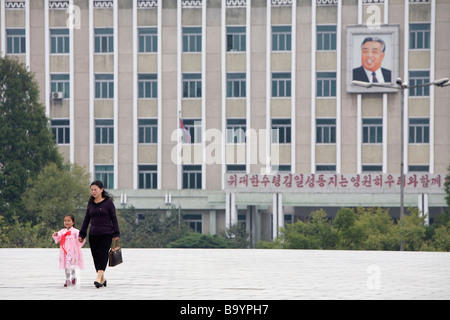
64,214 -> 75,225
89,180 -> 113,204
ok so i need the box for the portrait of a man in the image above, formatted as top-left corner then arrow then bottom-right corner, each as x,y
353,37 -> 391,83
346,25 -> 399,94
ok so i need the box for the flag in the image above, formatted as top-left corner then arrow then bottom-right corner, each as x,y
179,118 -> 191,143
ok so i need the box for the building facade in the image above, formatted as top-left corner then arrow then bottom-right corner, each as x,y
1,0 -> 449,243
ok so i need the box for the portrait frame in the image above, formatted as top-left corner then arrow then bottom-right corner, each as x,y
346,24 -> 400,94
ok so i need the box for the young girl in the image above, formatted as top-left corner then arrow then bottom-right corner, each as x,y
53,214 -> 86,287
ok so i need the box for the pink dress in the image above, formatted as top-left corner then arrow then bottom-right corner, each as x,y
53,227 -> 86,270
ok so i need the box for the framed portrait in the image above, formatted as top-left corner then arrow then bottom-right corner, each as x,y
346,25 -> 400,94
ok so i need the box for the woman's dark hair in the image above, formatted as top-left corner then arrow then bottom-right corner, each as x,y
89,180 -> 113,204
64,214 -> 75,226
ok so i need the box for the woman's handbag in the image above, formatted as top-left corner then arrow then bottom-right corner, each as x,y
108,239 -> 123,267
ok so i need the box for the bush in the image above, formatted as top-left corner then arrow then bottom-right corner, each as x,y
167,232 -> 229,248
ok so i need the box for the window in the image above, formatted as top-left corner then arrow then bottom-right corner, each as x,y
50,29 -> 69,54
317,72 -> 337,97
362,165 -> 382,172
272,119 -> 291,144
51,119 -> 70,144
226,164 -> 246,173
95,28 -> 114,53
227,119 -> 246,144
138,74 -> 157,98
183,73 -> 202,98
272,26 -> 291,51
183,27 -> 202,53
274,165 -> 292,172
139,27 -> 157,53
316,119 -> 336,144
95,165 -> 114,189
316,165 -> 336,172
95,119 -> 114,144
227,73 -> 246,98
272,73 -> 291,97
51,74 -> 70,98
138,119 -> 158,144
182,119 -> 202,144
408,165 -> 429,172
95,74 -> 114,99
317,25 -> 337,51
409,71 -> 430,97
362,118 -> 383,144
6,29 -> 25,54
138,165 -> 157,189
410,23 -> 430,50
409,118 -> 429,144
183,165 -> 202,189
184,214 -> 202,233
227,26 -> 246,52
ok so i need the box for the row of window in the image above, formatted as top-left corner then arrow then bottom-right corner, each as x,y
52,118 -> 431,145
50,70 -> 433,99
6,23 -> 431,55
94,162 -> 432,190
93,164 -> 201,190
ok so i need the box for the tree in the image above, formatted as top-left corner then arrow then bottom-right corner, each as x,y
21,162 -> 91,232
0,57 -> 62,222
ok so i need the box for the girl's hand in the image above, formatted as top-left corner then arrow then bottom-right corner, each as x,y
78,237 -> 84,243
53,232 -> 58,237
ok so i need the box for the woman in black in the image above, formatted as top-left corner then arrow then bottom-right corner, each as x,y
78,180 -> 120,288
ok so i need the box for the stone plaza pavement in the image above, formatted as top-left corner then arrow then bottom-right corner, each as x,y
0,248 -> 449,300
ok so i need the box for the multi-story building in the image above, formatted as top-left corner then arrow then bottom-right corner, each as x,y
1,0 -> 449,243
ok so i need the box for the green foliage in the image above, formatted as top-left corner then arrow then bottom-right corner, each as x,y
167,232 -> 229,248
117,208 -> 191,248
220,223 -> 249,248
0,57 -> 62,222
262,207 -> 450,252
22,163 -> 91,231
0,163 -> 90,248
118,208 -> 250,249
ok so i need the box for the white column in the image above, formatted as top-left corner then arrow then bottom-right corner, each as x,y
310,0 -> 316,173
221,0 -> 226,189
272,193 -> 283,240
418,193 -> 429,226
132,0 -> 138,189
225,192 -> 237,229
265,0 -> 271,174
201,0 -> 206,189
44,0 -> 50,117
69,0 -> 75,164
113,0 -> 118,188
0,0 -> 5,57
89,0 -> 95,180
157,1 -> 163,188
177,0 -> 182,189
291,0 -> 296,173
336,0 -> 342,173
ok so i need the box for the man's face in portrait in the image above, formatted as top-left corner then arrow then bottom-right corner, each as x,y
361,41 -> 385,72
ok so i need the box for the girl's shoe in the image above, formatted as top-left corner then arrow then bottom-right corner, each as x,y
72,278 -> 77,285
64,280 -> 71,287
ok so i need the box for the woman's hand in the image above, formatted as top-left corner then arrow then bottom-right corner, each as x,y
78,237 -> 84,243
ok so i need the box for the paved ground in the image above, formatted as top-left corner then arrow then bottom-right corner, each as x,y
0,248 -> 449,301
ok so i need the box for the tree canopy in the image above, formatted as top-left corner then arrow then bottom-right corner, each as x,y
0,57 -> 62,221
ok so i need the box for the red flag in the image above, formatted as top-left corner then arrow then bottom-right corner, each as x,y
179,118 -> 191,143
